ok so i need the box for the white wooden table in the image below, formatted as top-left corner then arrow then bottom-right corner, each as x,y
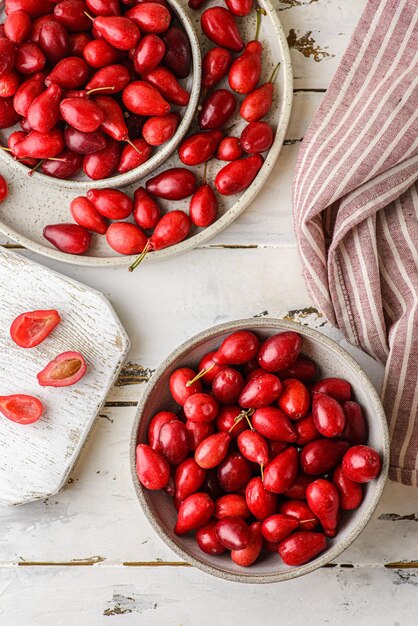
1,1 -> 417,624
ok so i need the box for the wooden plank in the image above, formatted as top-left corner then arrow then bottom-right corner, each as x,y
0,563 -> 415,625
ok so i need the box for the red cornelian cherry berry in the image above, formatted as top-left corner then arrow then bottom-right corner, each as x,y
0,394 -> 44,425
342,445 -> 382,483
37,351 -> 87,387
10,309 -> 61,348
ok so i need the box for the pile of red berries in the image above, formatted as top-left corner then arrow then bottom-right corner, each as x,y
136,329 -> 382,568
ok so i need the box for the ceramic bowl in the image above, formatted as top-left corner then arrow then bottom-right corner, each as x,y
0,0 -> 202,191
130,318 -> 389,583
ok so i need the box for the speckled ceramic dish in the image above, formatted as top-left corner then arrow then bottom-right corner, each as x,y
0,0 -> 201,192
0,0 -> 292,266
130,318 -> 389,583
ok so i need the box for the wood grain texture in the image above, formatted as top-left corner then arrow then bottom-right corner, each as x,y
0,250 -> 130,506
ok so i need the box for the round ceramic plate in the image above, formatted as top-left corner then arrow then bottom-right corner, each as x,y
0,0 -> 293,266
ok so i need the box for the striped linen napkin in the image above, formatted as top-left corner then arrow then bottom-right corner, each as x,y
293,0 -> 418,486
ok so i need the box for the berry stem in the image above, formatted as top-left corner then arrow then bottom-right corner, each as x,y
86,86 -> 115,95
186,363 -> 215,387
268,62 -> 281,84
254,7 -> 266,42
128,240 -> 151,272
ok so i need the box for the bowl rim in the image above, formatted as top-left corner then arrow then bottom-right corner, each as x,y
130,317 -> 389,583
0,0 -> 202,192
0,0 -> 293,267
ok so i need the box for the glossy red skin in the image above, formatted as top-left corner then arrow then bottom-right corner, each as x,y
117,138 -> 152,174
133,188 -> 161,230
93,16 -> 140,50
64,126 -> 106,154
257,331 -> 302,373
0,39 -> 15,77
279,500 -> 318,531
82,136 -> 121,179
0,176 -> 8,202
85,64 -> 129,95
4,10 -> 32,44
240,82 -> 274,122
123,80 -> 171,116
283,473 -> 312,500
196,519 -> 226,555
175,492 -> 215,535
189,184 -> 218,228
161,26 -> 191,79
217,451 -> 252,492
241,121 -> 273,154
263,446 -> 298,494
185,419 -> 214,451
245,476 -> 277,521
37,350 -> 87,387
83,38 -> 124,69
281,355 -> 317,382
198,89 -> 236,130
342,445 -> 381,483
146,168 -> 196,200
216,136 -> 243,161
202,46 -> 232,89
261,514 -> 299,543
215,154 -> 264,195
147,411 -> 177,450
13,127 -> 64,158
333,465 -> 363,510
15,42 -> 46,74
93,95 -> 128,141
41,148 -> 83,179
0,394 -> 43,424
237,429 -> 269,466
0,71 -> 21,98
278,531 -> 327,566
60,98 -> 105,132
183,393 -> 219,423
300,439 -> 350,476
0,96 -> 20,128
215,516 -> 249,550
43,222 -> 91,254
229,41 -> 262,94
39,20 -> 70,64
6,0 -> 55,19
169,367 -> 202,405
126,3 -> 170,34
158,419 -> 189,465
231,521 -> 263,566
178,130 -> 223,166
30,15 -> 56,43
8,130 -> 37,166
215,494 -> 250,520
278,378 -> 310,421
312,392 -> 346,437
136,443 -> 170,490
68,32 -> 93,57
54,1 -> 92,32
312,378 -> 352,402
132,33 -> 165,74
106,222 -> 148,255
225,0 -> 253,16
13,73 -> 46,117
239,372 -> 282,409
86,0 -> 121,15
27,83 -> 62,133
197,351 -> 224,385
194,433 -> 231,469
212,367 -> 244,405
306,479 -> 340,537
10,309 -> 61,348
214,330 -> 259,366
295,413 -> 321,446
141,111 -> 178,146
201,7 -> 244,52
216,405 -> 247,439
340,401 -> 368,444
252,406 -> 296,443
143,66 -> 190,106
175,457 -> 206,500
87,188 -> 133,219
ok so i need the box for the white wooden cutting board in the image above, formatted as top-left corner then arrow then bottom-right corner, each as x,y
0,250 -> 130,506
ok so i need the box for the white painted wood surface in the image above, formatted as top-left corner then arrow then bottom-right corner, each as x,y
1,0 -> 417,623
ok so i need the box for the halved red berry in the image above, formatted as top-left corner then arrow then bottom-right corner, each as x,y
0,394 -> 43,424
10,309 -> 61,348
37,351 -> 87,387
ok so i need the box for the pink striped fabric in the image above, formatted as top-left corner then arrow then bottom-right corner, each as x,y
293,0 -> 418,485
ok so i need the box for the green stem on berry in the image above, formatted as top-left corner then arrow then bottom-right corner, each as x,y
128,240 -> 151,272
186,363 -> 215,387
269,62 -> 281,84
255,7 -> 266,42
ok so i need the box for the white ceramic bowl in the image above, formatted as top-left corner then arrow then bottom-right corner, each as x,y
130,318 -> 389,583
0,0 -> 202,191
